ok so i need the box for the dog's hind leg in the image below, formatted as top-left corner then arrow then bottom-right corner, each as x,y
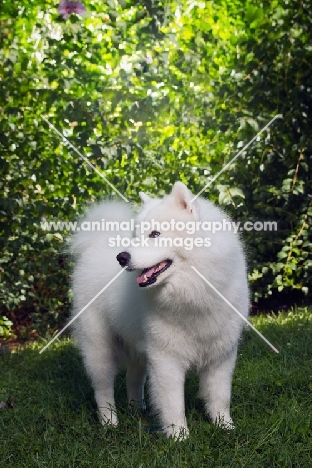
76,323 -> 119,426
126,359 -> 147,410
148,352 -> 189,440
199,349 -> 237,429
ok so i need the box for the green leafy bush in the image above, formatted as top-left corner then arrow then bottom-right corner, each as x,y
0,0 -> 311,338
0,316 -> 13,338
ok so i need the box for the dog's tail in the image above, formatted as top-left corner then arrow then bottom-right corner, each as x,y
69,200 -> 135,257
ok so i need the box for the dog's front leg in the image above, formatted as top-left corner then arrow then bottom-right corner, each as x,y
148,351 -> 188,440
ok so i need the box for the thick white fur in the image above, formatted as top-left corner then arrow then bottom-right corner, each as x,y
71,182 -> 249,439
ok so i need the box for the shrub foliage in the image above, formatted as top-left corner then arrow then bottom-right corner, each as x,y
1,0 -> 311,337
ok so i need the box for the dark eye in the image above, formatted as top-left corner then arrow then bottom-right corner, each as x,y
149,231 -> 160,238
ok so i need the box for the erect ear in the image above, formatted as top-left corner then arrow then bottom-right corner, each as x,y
139,191 -> 151,204
171,182 -> 199,218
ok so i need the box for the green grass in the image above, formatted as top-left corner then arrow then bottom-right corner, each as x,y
1,307 -> 312,467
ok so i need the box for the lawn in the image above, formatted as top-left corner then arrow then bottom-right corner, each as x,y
1,307 -> 311,467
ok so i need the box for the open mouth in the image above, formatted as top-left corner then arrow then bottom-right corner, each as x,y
136,259 -> 173,288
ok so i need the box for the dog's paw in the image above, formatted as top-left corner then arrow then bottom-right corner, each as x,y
164,424 -> 189,441
129,398 -> 147,412
98,409 -> 118,427
215,415 -> 235,430
219,420 -> 235,430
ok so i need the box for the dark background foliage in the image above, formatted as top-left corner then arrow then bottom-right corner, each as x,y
0,0 -> 311,339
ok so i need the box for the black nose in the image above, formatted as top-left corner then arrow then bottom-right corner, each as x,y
116,251 -> 131,267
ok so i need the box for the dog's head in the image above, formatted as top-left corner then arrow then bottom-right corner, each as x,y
116,182 -> 202,288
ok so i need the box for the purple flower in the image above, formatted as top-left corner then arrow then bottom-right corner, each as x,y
58,0 -> 86,19
145,53 -> 153,64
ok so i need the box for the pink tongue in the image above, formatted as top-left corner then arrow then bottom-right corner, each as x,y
136,265 -> 159,285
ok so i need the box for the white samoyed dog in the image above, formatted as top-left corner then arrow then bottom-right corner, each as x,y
71,182 -> 249,439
